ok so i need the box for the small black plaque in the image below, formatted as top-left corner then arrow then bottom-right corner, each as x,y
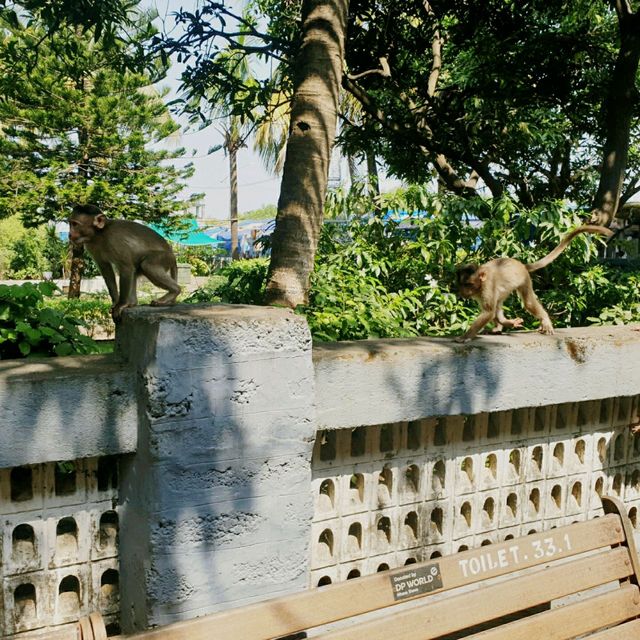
390,563 -> 443,601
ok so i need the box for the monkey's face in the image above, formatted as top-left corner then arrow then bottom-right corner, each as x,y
455,264 -> 484,299
68,213 -> 106,245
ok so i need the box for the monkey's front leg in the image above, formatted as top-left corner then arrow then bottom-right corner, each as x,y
455,309 -> 495,343
112,269 -> 137,320
96,261 -> 119,308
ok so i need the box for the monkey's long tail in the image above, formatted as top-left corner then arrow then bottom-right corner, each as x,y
526,224 -> 613,273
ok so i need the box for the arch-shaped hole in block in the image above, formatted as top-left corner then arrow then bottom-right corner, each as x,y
347,522 -> 362,552
574,439 -> 586,465
100,569 -> 119,605
463,417 -> 475,442
483,497 -> 495,522
405,464 -> 420,494
594,476 -> 604,498
54,463 -> 77,496
318,480 -> 335,512
380,424 -> 394,452
377,516 -> 392,545
97,456 -> 119,492
553,443 -> 564,467
319,431 -> 337,462
529,488 -> 540,513
12,524 -> 36,562
571,481 -> 582,507
10,466 -> 33,502
105,622 -> 122,637
614,435 -> 625,462
430,507 -> 443,535
407,420 -> 421,450
597,438 -> 607,464
613,473 -> 623,496
349,473 -> 365,503
531,446 -> 544,473
430,550 -> 442,559
551,484 -> 562,509
504,534 -> 515,540
56,517 -> 78,556
461,457 -> 474,485
404,557 -> 417,565
404,511 -> 418,542
377,563 -> 390,572
460,501 -> 472,528
629,507 -> 638,529
481,539 -> 492,546
508,450 -> 521,476
350,427 -> 366,457
632,469 -> 640,491
347,569 -> 361,580
378,467 -> 393,502
457,544 -> 469,553
99,511 -> 119,550
58,575 -> 80,615
14,583 -> 36,621
317,576 -> 332,587
432,460 -> 446,492
318,529 -> 334,559
506,493 -> 518,518
484,454 -> 498,480
434,419 -> 447,446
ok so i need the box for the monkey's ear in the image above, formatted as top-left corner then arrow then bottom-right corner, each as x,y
93,214 -> 107,229
477,269 -> 487,281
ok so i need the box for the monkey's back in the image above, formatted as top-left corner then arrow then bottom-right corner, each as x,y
485,257 -> 532,300
85,219 -> 175,269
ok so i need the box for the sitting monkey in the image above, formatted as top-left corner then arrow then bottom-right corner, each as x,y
68,204 -> 182,319
455,224 -> 613,342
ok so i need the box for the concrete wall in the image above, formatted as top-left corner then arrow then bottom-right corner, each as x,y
2,308 -> 640,637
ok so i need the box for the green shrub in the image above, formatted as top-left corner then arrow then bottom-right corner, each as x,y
0,282 -> 98,358
46,295 -> 114,339
186,259 -> 268,305
186,191 -> 640,341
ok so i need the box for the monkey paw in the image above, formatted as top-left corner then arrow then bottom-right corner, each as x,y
454,335 -> 471,343
111,303 -> 134,320
538,324 -> 555,335
512,317 -> 524,328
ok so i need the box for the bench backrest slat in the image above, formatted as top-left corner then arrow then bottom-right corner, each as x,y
586,619 -> 640,640
125,514 -> 625,640
462,585 -> 640,640
315,547 -> 634,640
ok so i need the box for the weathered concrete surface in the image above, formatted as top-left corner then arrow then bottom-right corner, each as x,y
116,304 -> 316,632
313,325 -> 640,429
0,355 -> 137,468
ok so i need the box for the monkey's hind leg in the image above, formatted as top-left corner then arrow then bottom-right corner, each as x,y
140,252 -> 181,306
491,308 -> 524,334
519,284 -> 554,335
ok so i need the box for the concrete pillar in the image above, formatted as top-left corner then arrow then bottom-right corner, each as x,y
115,304 -> 315,632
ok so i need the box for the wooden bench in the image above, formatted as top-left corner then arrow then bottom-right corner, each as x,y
79,495 -> 640,640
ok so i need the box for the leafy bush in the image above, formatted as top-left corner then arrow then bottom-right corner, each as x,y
0,282 -> 98,358
46,295 -> 114,339
186,259 -> 268,305
185,191 -> 640,341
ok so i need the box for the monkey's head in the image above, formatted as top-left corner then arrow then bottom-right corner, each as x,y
455,264 -> 486,299
68,204 -> 107,245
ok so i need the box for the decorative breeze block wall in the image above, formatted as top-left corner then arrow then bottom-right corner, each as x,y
0,456 -> 120,639
310,396 -> 640,586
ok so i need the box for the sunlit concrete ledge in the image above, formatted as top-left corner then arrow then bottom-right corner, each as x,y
313,325 -> 640,429
0,354 -> 137,468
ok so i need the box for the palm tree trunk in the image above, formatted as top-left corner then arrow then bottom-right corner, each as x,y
264,0 -> 349,307
230,145 -> 240,260
366,151 -> 380,198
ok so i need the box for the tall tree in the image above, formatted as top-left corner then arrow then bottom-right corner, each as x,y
0,10 -> 197,296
